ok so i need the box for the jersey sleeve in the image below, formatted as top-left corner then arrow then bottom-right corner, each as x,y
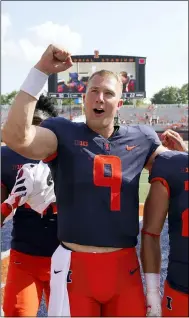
40,117 -> 70,162
40,117 -> 58,135
139,125 -> 161,165
149,153 -> 173,197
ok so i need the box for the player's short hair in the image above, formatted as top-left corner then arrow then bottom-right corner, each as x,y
87,70 -> 123,94
35,95 -> 58,118
120,71 -> 128,79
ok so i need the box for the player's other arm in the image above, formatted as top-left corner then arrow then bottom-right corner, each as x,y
2,44 -> 73,160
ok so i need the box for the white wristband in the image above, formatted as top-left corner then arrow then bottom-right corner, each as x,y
144,273 -> 160,292
20,67 -> 49,100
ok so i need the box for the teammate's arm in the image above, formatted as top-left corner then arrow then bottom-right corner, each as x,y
161,129 -> 188,152
145,129 -> 188,171
2,45 -> 73,160
145,144 -> 167,171
140,180 -> 169,317
141,181 -> 169,274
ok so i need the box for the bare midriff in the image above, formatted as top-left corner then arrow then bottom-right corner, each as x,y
62,241 -> 123,253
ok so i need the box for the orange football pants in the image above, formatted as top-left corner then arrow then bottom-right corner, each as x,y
67,247 -> 146,316
162,280 -> 189,317
3,249 -> 51,317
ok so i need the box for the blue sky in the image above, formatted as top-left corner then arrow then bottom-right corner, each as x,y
2,1 -> 188,98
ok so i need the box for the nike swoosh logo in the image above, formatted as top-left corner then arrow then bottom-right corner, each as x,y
126,145 -> 137,151
129,266 -> 140,275
54,270 -> 62,274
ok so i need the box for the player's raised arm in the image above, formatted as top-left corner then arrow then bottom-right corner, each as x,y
2,44 -> 73,160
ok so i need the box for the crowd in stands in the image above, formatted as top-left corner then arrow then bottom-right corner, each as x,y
1,103 -> 188,131
119,104 -> 188,130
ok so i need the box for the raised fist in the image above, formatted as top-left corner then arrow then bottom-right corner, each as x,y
35,44 -> 73,75
161,129 -> 188,152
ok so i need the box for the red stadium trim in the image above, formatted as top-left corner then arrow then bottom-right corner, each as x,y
150,177 -> 170,198
141,228 -> 160,237
43,152 -> 58,163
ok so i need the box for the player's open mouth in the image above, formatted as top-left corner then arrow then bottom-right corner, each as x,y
93,108 -> 105,115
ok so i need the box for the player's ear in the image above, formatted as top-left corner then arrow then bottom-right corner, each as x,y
82,95 -> 86,112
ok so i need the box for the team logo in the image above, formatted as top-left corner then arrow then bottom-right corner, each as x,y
129,265 -> 140,275
54,270 -> 62,274
67,270 -> 72,283
126,145 -> 137,151
74,140 -> 88,147
166,296 -> 173,310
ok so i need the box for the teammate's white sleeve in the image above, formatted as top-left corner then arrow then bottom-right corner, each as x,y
2,161 -> 56,223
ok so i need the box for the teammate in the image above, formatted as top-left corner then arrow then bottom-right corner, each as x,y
120,71 -> 135,92
1,95 -> 59,317
141,151 -> 189,317
2,44 -> 186,317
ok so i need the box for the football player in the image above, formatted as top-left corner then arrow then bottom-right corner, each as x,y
2,44 -> 187,316
141,150 -> 188,316
1,96 -> 59,317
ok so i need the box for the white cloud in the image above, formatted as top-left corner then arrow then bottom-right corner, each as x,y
1,13 -> 14,57
2,13 -> 11,41
2,14 -> 82,63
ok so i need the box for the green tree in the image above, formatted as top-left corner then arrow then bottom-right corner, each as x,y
61,98 -> 75,106
123,99 -> 133,105
1,90 -> 18,105
179,83 -> 189,104
151,86 -> 180,104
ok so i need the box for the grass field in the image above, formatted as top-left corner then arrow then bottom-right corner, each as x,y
139,140 -> 189,203
139,170 -> 150,203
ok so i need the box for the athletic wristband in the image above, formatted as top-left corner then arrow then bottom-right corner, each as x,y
141,228 -> 160,237
144,273 -> 160,292
20,67 -> 49,100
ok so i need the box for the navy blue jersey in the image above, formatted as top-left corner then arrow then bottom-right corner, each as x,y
41,117 -> 160,248
1,146 -> 59,257
149,151 -> 189,294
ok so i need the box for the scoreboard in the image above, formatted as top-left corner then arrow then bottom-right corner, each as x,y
48,51 -> 146,100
